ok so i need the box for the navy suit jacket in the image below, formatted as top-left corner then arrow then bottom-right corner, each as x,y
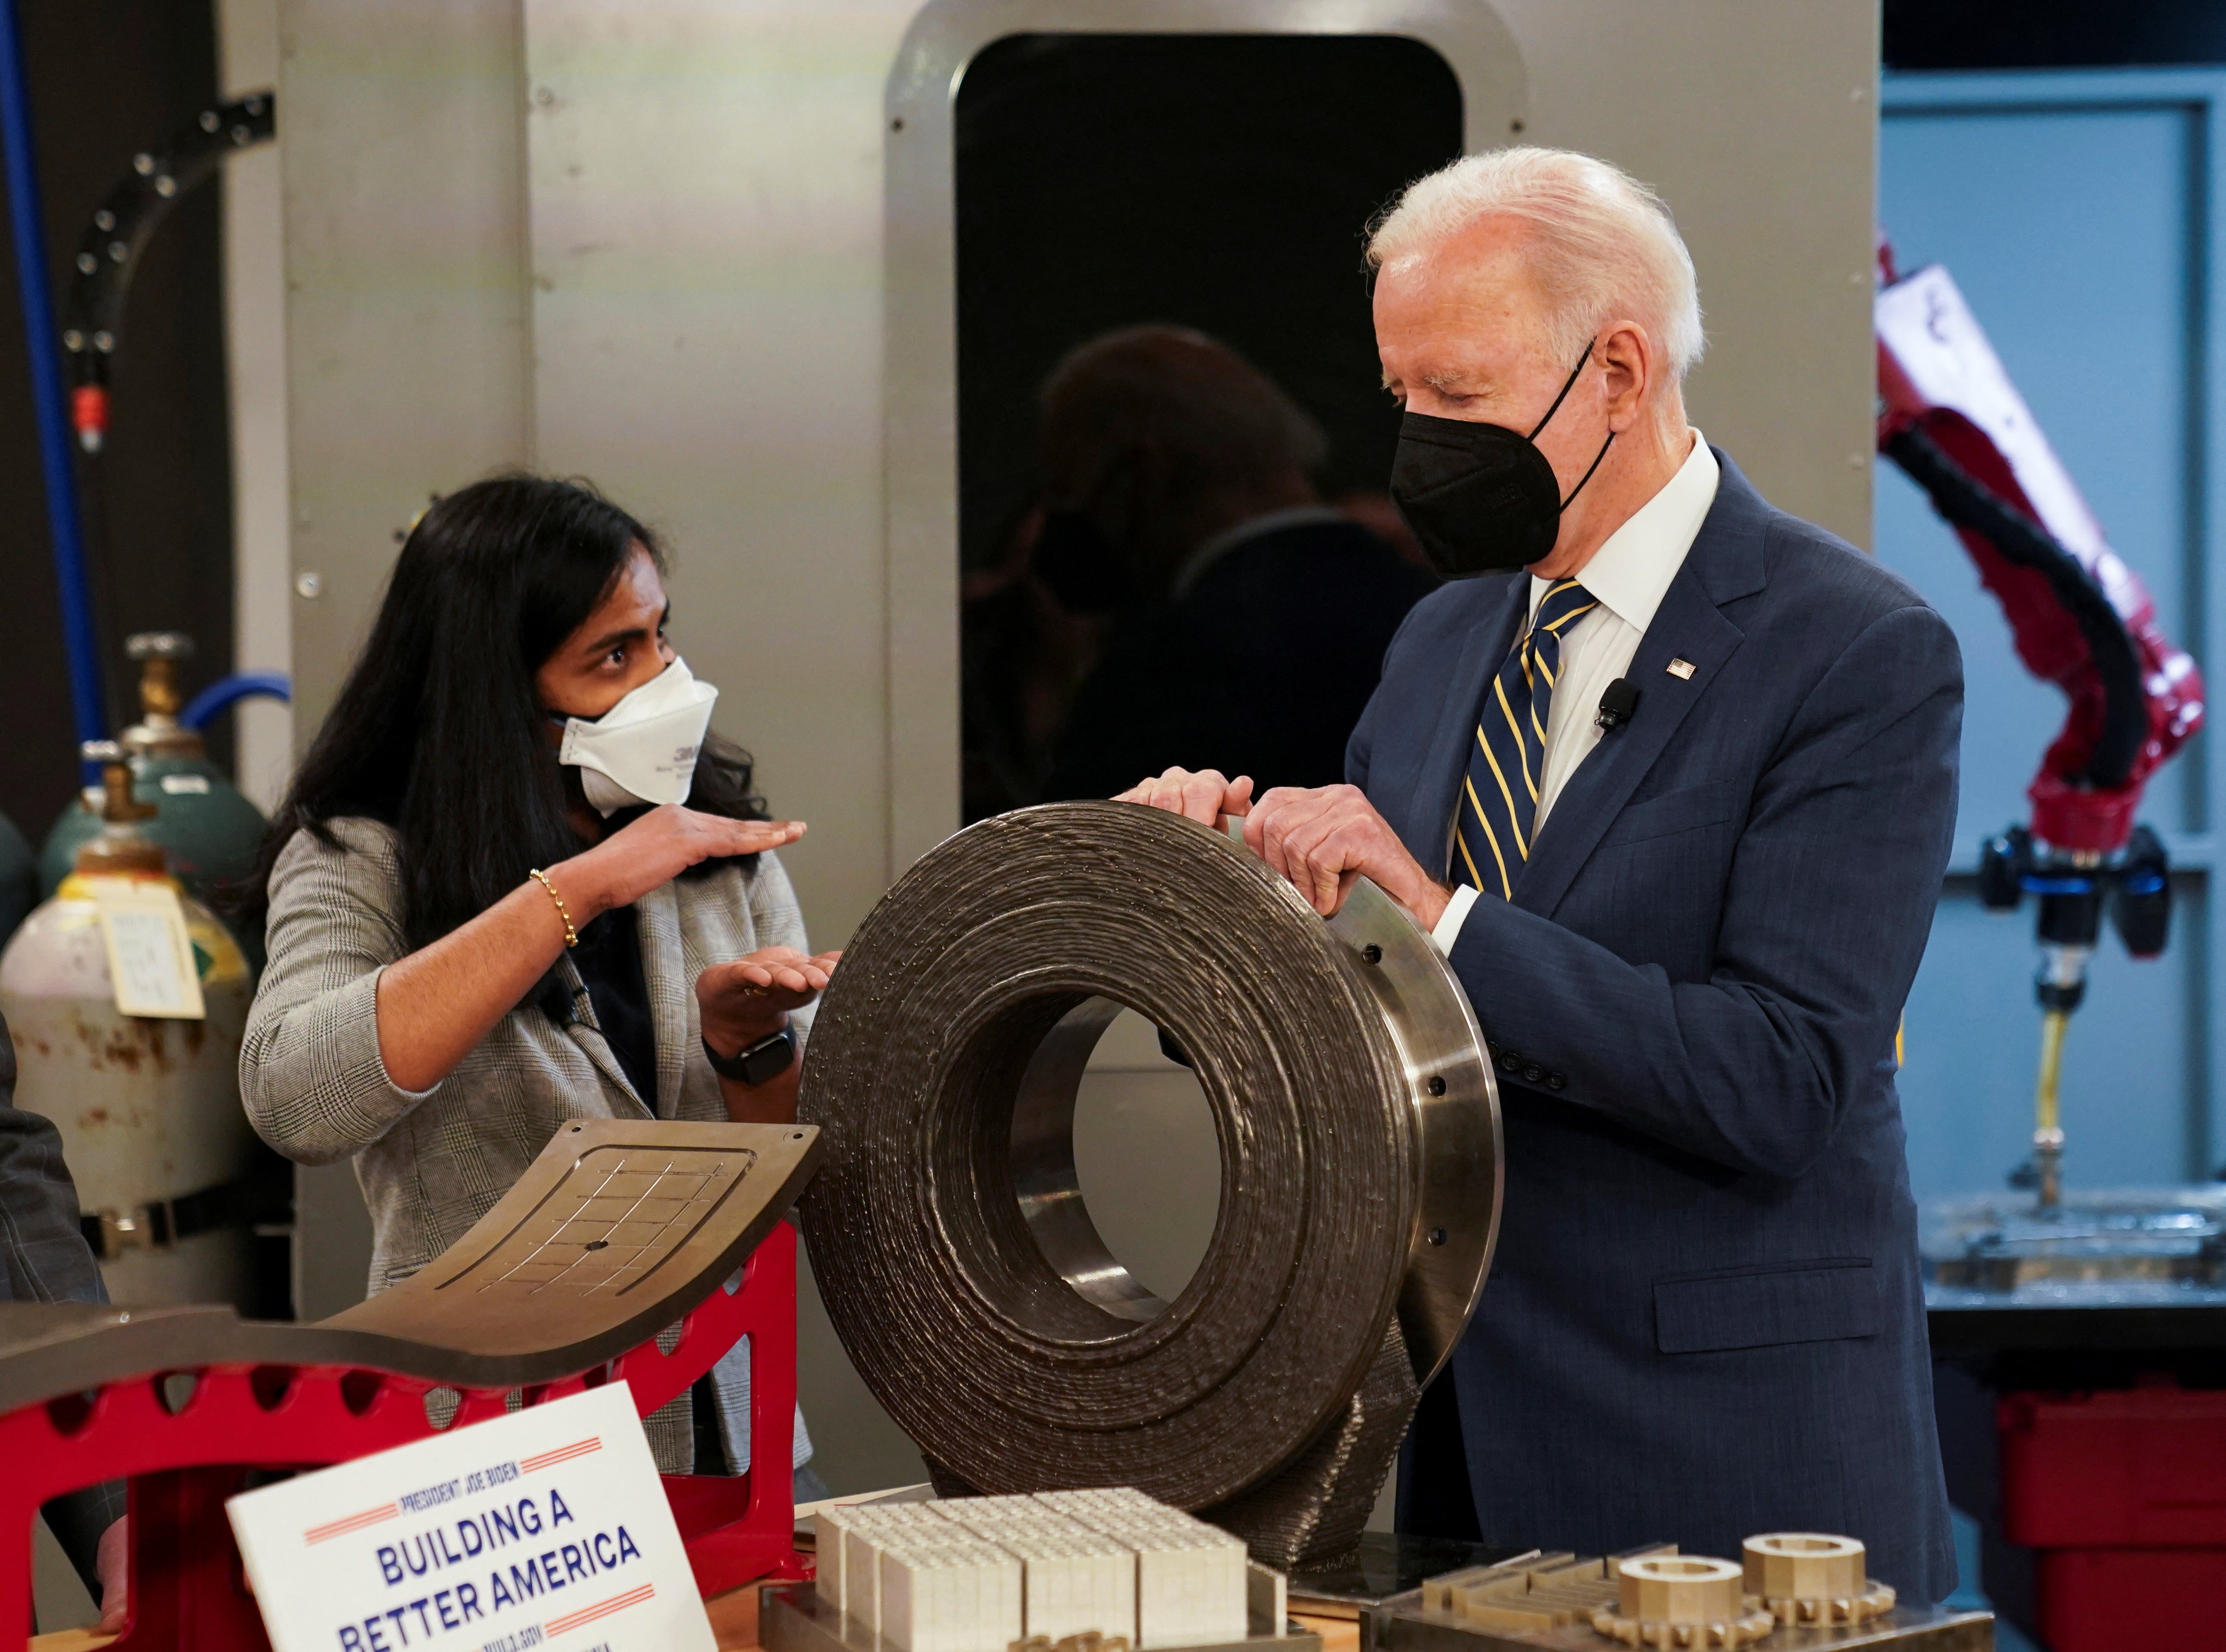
1350,451 -> 1960,1601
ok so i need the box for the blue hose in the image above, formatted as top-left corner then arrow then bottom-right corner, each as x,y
181,672 -> 291,732
0,0 -> 106,775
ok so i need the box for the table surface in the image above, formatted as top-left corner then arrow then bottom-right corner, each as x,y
29,1592 -> 1359,1652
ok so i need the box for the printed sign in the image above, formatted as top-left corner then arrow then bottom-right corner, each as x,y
226,1382 -> 715,1652
88,877 -> 205,1019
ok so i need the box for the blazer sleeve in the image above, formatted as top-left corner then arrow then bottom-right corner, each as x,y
0,1010 -> 107,1306
1446,601 -> 1962,1180
239,821 -> 442,1167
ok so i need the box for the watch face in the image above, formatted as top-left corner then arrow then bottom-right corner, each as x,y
738,1028 -> 796,1087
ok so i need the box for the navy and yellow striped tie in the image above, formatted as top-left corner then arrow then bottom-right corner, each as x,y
1455,579 -> 1598,899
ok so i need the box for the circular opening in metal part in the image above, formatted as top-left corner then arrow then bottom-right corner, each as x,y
1012,998 -> 1224,1321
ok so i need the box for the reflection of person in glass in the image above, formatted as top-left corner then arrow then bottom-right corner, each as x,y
1030,326 -> 1436,803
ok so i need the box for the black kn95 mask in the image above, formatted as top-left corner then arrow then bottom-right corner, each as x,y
1388,343 -> 1615,578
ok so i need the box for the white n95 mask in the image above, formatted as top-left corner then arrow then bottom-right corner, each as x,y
556,656 -> 719,816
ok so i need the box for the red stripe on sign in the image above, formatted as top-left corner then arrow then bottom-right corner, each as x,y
304,1503 -> 399,1545
546,1582 -> 654,1635
519,1437 -> 602,1473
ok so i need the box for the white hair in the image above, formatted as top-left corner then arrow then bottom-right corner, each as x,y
1367,146 -> 1706,381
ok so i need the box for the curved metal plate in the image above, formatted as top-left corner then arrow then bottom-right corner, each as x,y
0,1118 -> 823,1412
1325,879 -> 1501,1388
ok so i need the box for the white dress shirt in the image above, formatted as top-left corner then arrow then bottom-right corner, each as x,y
1431,432 -> 1720,952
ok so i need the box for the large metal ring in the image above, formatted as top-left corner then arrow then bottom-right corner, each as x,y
799,802 -> 1498,1510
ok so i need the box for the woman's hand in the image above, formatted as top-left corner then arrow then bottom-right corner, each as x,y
697,947 -> 842,1057
552,806 -> 804,921
372,808 -> 802,1094
95,1515 -> 127,1632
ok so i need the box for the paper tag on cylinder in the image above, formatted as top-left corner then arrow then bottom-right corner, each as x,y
88,877 -> 205,1019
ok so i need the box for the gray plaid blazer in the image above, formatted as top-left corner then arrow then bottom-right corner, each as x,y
241,818 -> 817,1474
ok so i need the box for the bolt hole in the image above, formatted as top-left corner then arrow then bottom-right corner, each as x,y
340,1369 -> 385,1417
892,116 -> 905,131
1428,1228 -> 1448,1247
250,1366 -> 293,1412
1362,943 -> 1383,965
1427,1076 -> 1447,1096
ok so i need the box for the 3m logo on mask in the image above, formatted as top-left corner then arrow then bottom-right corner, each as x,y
558,659 -> 720,816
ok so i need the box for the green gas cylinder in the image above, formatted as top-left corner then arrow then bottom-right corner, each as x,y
39,632 -> 270,908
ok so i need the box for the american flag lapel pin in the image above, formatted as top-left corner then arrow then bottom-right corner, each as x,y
1666,658 -> 1696,679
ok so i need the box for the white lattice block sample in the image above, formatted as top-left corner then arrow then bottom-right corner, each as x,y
1034,1488 -> 1159,1521
815,1504 -> 852,1615
1043,1499 -> 1248,1649
998,1524 -> 1139,1642
878,1537 -> 1025,1652
842,1504 -> 956,1633
935,1494 -> 1049,1524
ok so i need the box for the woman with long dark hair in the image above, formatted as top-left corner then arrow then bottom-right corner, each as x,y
241,474 -> 837,1480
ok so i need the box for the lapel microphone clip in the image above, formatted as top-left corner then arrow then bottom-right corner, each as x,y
1596,676 -> 1640,733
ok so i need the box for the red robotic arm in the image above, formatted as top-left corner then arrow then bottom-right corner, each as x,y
1874,248 -> 2203,856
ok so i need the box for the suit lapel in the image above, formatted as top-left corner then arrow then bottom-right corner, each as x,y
1402,576 -> 1528,874
1513,575 -> 1742,914
557,954 -> 651,1116
1512,450 -> 1768,917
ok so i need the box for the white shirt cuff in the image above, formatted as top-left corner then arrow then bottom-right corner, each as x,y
1430,884 -> 1481,955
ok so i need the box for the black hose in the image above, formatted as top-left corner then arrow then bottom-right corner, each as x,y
61,91 -> 275,403
1882,423 -> 2148,789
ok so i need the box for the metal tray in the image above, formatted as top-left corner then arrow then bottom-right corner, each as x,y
1362,1601 -> 1993,1652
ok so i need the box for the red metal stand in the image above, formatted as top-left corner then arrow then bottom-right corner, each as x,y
3,1223 -> 807,1646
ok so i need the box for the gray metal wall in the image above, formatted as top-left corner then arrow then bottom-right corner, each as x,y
278,0 -> 1881,1496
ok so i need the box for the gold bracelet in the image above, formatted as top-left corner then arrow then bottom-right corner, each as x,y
529,868 -> 579,948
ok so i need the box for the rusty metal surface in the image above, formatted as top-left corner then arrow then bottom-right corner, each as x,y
0,1119 -> 820,1409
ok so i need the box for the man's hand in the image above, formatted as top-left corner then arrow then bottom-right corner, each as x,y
1115,767 -> 1254,826
1243,784 -> 1452,926
1121,768 -> 1451,927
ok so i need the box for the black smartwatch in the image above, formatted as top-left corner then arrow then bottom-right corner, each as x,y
703,1023 -> 796,1087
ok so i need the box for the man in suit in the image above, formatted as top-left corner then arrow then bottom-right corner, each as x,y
1123,148 -> 1961,1600
3,1011 -> 129,1629
1027,325 -> 1436,803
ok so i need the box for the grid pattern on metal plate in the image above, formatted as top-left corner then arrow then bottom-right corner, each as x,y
467,1147 -> 756,1297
